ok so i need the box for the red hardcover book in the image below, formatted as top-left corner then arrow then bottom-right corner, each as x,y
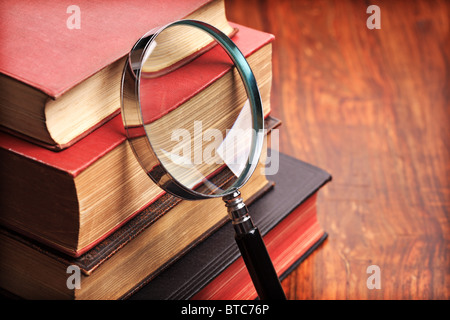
0,24 -> 275,257
0,0 -> 225,97
0,0 -> 235,149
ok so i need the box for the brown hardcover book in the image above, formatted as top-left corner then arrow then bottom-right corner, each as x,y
0,148 -> 275,299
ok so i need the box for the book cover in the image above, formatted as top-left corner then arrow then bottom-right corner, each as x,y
0,0 -> 217,98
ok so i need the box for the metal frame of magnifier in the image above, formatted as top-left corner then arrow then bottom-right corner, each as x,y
121,19 -> 286,300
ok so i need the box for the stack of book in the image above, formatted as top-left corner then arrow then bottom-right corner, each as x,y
0,0 -> 331,300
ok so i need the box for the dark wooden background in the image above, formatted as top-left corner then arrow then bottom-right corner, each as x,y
226,0 -> 449,299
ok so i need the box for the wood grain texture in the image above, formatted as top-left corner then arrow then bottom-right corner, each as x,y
226,0 -> 449,300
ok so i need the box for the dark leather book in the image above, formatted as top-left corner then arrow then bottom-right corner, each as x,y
127,152 -> 331,299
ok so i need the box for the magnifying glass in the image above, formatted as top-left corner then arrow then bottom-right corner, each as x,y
121,19 -> 286,300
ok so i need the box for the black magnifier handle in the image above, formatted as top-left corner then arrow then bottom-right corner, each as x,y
224,191 -> 287,300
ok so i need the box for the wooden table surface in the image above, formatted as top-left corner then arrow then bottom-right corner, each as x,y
226,0 -> 449,300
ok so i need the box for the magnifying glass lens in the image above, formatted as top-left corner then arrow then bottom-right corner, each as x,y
131,23 -> 258,197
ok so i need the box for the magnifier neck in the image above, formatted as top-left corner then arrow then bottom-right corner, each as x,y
223,190 -> 255,235
222,189 -> 241,202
